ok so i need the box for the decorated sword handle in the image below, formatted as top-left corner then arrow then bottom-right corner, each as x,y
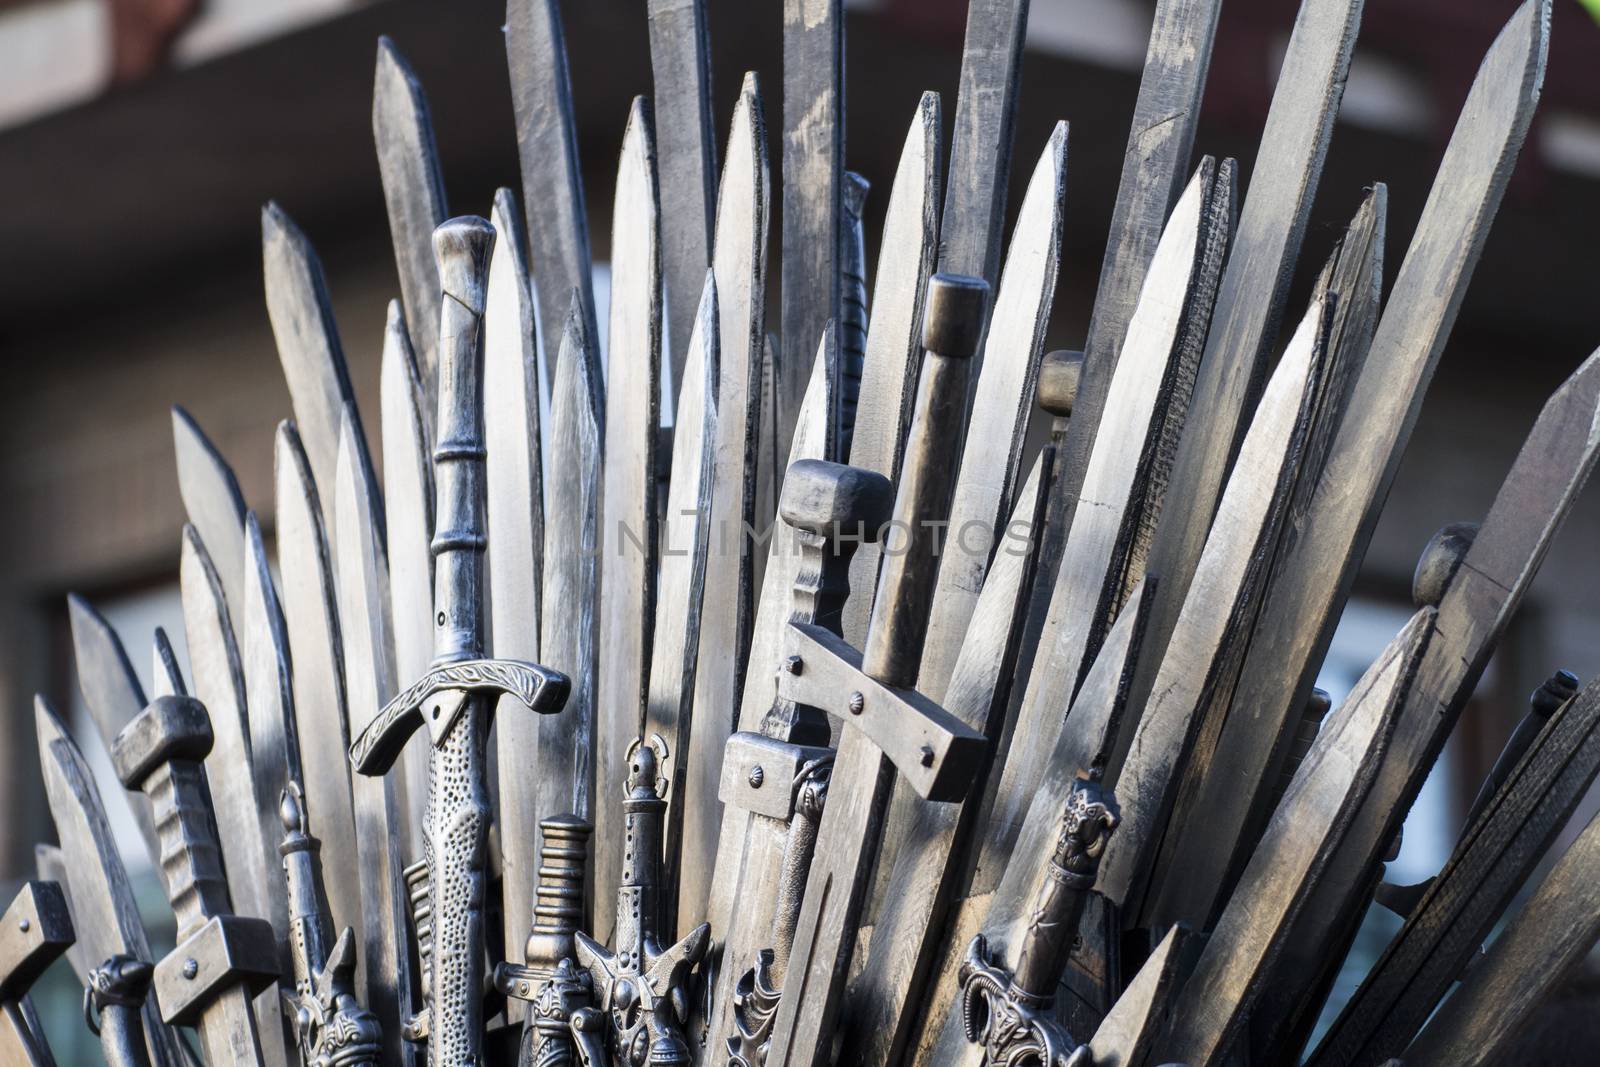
85,957 -> 155,1067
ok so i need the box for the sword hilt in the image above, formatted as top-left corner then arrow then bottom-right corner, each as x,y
85,956 -> 154,1067
113,696 -> 277,1027
431,214 -> 496,665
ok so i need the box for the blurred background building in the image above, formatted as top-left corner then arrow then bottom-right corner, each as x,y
1,0 -> 1599,1060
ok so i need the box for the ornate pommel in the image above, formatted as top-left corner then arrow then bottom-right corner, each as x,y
921,273 -> 991,359
286,929 -> 383,1067
1412,521 -> 1479,608
433,215 -> 496,316
622,735 -> 671,892
958,777 -> 1118,1067
1531,668 -> 1580,718
1038,349 -> 1084,418
85,955 -> 155,1067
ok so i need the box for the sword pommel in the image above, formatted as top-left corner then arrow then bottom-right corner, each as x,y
1038,349 -> 1084,418
1411,521 -> 1479,608
111,695 -> 212,794
433,215 -> 496,316
779,459 -> 893,540
921,273 -> 990,359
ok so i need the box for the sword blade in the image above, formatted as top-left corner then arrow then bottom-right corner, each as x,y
262,202 -> 376,538
777,0 -> 841,464
840,91 -> 942,648
379,301 -> 434,866
646,273 -> 720,936
594,97 -> 663,940
33,844 -> 91,986
1155,609 -> 1431,1067
172,407 -> 247,619
65,596 -> 161,865
333,410 -> 417,1067
152,626 -> 186,697
35,699 -> 187,1067
919,123 -> 1067,701
1087,924 -> 1194,1067
645,0 -> 716,396
274,423 -> 364,950
676,73 -> 770,935
485,187 -> 546,990
507,0 -> 598,372
373,36 -> 448,407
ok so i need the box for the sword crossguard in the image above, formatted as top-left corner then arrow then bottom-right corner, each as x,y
348,658 -> 570,775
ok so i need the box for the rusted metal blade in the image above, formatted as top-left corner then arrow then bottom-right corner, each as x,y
840,91 -> 943,648
645,0 -> 716,396
171,407 -> 247,618
273,422 -> 363,945
485,187 -> 546,991
506,0 -> 598,371
373,36 -> 448,406
594,97 -> 663,941
645,272 -> 720,935
676,74 -> 769,937
1154,609 -> 1432,1067
65,595 -> 161,864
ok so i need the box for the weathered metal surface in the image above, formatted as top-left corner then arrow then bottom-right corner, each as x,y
373,36 -> 447,404
1153,610 -> 1430,1067
172,407 -> 248,618
151,628 -> 185,698
273,423 -> 363,945
595,99 -> 663,942
837,172 -> 869,454
36,699 -> 187,1067
0,882 -> 73,1067
506,0 -> 597,368
1086,925 -> 1193,1067
646,0 -> 716,396
840,91 -> 942,648
676,73 -> 769,936
777,0 -> 841,471
86,955 -> 157,1067
261,201 -> 378,537
920,123 -> 1067,701
378,300 -> 433,866
332,411 -> 418,1067
644,274 -> 719,935
485,187 -> 546,998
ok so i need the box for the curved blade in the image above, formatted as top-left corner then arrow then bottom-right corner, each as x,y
920,122 -> 1067,700
645,0 -> 716,395
374,35 -> 447,405
486,186 -> 547,982
840,91 -> 942,647
507,0 -> 597,369
262,201 -> 377,537
537,296 -> 603,879
846,449 -> 1053,1067
379,301 -> 432,863
35,697 -> 188,1067
644,273 -> 719,935
274,422 -> 363,943
675,71 -> 770,935
65,595 -> 160,863
1156,609 -> 1431,1067
179,525 -> 276,930
333,409 -> 416,1062
594,97 -> 663,938
172,406 -> 247,617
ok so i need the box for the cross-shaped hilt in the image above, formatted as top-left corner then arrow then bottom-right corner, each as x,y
113,695 -> 277,1064
0,881 -> 74,1066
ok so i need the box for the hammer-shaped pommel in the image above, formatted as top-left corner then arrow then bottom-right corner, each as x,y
780,459 -> 894,540
921,273 -> 990,359
1038,349 -> 1083,418
111,695 -> 211,791
433,215 -> 496,316
0,882 -> 74,1000
1412,521 -> 1479,608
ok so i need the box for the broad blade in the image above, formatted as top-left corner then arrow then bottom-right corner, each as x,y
920,122 -> 1067,700
274,422 -> 363,942
262,201 -> 377,536
485,186 -> 547,981
1088,924 -> 1194,1067
333,409 -> 417,1066
645,273 -> 719,935
373,36 -> 448,405
594,97 -> 663,938
507,0 -> 598,368
1154,609 -> 1431,1067
35,698 -> 187,1067
172,406 -> 247,617
65,595 -> 161,864
675,71 -> 770,935
645,0 -> 716,394
840,91 -> 943,646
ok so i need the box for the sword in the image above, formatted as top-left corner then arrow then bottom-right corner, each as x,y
349,216 -> 572,1062
112,695 -> 279,1066
761,275 -> 993,1067
0,882 -> 73,1066
837,171 -> 869,454
171,407 -> 248,619
152,627 -> 186,698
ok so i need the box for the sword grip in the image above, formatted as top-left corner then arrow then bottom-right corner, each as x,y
431,215 -> 496,663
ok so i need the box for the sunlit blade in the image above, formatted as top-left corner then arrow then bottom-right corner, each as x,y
172,406 -> 247,617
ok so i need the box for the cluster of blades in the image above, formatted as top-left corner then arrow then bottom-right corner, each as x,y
17,1 -> 1600,1067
